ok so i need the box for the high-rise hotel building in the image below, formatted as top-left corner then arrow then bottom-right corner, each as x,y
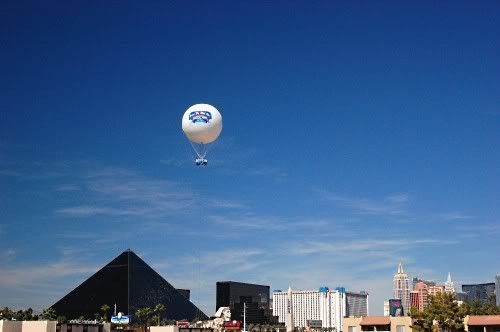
444,272 -> 456,293
272,287 -> 368,331
410,282 -> 429,312
393,262 -> 410,316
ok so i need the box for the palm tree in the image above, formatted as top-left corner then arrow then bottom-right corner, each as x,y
153,304 -> 165,326
135,307 -> 154,332
100,304 -> 111,322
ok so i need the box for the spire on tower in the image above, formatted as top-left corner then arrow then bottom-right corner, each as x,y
397,261 -> 404,274
445,272 -> 455,293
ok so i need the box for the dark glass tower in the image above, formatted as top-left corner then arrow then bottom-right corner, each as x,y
216,281 -> 271,324
51,249 -> 207,321
462,283 -> 496,303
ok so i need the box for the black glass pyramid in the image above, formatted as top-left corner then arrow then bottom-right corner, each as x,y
51,249 -> 207,321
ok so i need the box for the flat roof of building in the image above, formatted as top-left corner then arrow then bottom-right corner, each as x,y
216,281 -> 270,288
360,317 -> 391,326
468,316 -> 500,326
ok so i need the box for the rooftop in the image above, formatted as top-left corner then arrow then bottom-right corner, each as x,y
360,317 -> 391,326
468,316 -> 500,326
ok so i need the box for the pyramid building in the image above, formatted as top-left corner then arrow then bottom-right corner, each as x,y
51,249 -> 207,321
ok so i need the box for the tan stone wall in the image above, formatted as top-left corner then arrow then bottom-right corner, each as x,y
150,326 -> 179,332
0,320 -> 23,332
389,317 -> 412,332
342,317 -> 412,332
342,317 -> 362,332
21,321 -> 56,332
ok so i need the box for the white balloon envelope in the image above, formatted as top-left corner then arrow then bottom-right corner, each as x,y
182,104 -> 222,144
182,104 -> 222,164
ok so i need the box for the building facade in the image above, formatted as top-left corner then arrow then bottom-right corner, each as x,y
343,316 -> 413,332
383,301 -> 389,317
464,315 -> 500,332
462,283 -> 496,303
216,281 -> 271,324
444,273 -> 456,294
410,291 -> 419,312
495,275 -> 500,306
412,277 -> 435,288
272,287 -> 368,331
428,285 -> 445,296
393,263 -> 410,316
346,291 -> 369,317
51,250 -> 206,322
456,291 -> 469,303
410,282 -> 428,312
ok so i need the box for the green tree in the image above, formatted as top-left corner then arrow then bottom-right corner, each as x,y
135,307 -> 154,332
483,301 -> 500,315
411,292 -> 464,332
262,323 -> 271,332
14,310 -> 25,321
40,308 -> 58,321
25,308 -> 34,320
410,306 -> 434,332
100,304 -> 111,322
153,304 -> 165,326
1,307 -> 14,320
460,298 -> 500,316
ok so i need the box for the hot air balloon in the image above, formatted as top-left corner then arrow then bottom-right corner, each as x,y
182,104 -> 223,166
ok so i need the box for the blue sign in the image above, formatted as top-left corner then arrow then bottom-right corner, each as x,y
319,287 -> 329,293
189,111 -> 212,124
111,315 -> 130,324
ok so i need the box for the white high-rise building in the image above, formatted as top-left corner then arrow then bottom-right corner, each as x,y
286,286 -> 294,332
444,272 -> 456,293
273,287 -> 368,331
383,300 -> 390,316
393,262 -> 410,316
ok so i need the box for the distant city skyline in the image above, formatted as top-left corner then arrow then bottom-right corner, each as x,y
1,1 -> 499,315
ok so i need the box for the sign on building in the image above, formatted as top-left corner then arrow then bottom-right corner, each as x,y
306,320 -> 322,328
389,299 -> 404,317
177,321 -> 190,328
224,321 -> 241,330
111,314 -> 130,324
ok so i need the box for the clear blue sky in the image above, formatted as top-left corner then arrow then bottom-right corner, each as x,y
1,1 -> 499,315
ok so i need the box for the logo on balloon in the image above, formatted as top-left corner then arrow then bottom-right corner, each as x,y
189,111 -> 212,124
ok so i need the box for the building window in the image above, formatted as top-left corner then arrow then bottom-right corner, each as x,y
348,326 -> 356,332
396,325 -> 405,332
